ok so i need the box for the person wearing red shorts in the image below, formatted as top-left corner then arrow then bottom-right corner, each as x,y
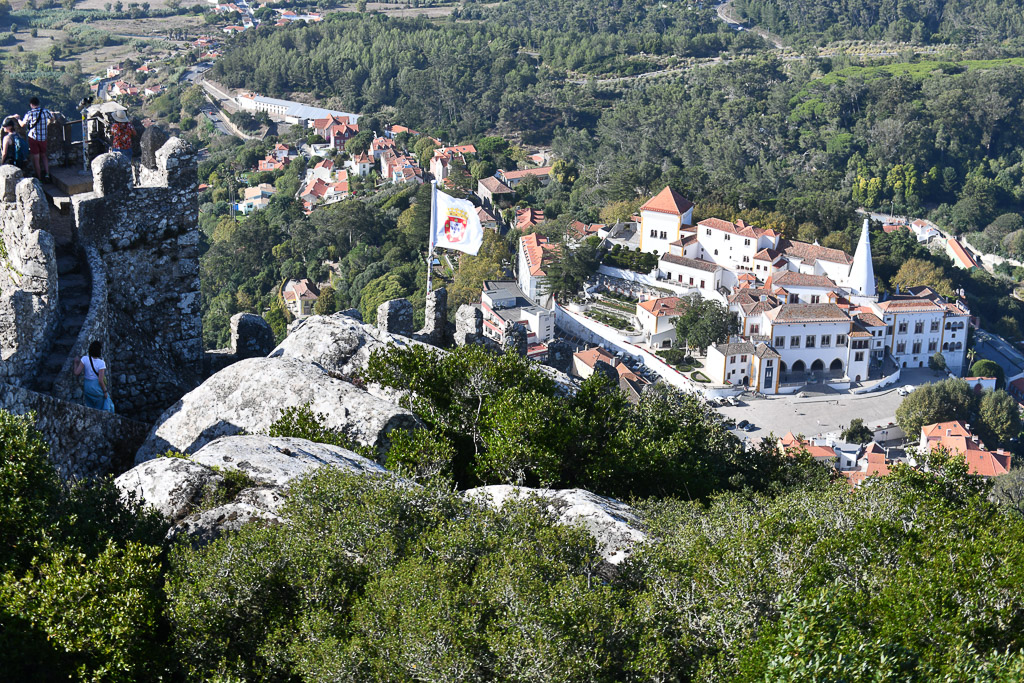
17,97 -> 54,183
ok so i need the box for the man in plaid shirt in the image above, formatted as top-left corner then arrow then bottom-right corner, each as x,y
17,97 -> 54,182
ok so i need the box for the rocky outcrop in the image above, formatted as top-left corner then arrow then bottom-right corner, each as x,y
465,485 -> 646,565
135,356 -> 420,463
188,435 -> 388,487
118,435 -> 389,546
167,502 -> 282,547
270,312 -> 436,380
114,456 -> 224,524
376,298 -> 414,336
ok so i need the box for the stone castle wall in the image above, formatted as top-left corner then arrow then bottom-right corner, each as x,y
0,383 -> 150,480
70,142 -> 203,422
0,168 -> 59,386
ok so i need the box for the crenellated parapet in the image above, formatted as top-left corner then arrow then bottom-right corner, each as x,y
71,138 -> 202,422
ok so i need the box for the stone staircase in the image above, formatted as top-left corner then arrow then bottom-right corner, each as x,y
30,242 -> 91,395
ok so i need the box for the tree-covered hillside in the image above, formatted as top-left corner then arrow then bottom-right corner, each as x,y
5,398 -> 1024,681
732,0 -> 1024,45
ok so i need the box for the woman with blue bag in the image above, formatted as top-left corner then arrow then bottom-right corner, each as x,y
73,341 -> 113,412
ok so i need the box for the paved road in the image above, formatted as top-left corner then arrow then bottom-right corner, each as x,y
715,367 -> 944,442
975,328 -> 1024,378
200,106 -> 231,136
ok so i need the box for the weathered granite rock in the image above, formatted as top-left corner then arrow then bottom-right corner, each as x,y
270,312 -> 437,380
376,298 -> 413,336
134,357 -> 420,463
465,485 -> 647,565
0,170 -> 59,386
592,360 -> 620,385
545,338 -> 573,374
189,435 -> 387,488
230,312 -> 275,359
415,287 -> 448,346
118,434 -> 399,546
454,304 -> 483,346
502,320 -> 528,356
167,502 -> 283,546
139,125 -> 169,170
114,456 -> 224,524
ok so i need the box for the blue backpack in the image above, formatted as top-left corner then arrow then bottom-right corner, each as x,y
11,134 -> 28,163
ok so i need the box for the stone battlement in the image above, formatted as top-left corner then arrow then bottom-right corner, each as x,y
1,134 -> 203,427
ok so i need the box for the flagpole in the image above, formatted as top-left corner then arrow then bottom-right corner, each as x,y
426,179 -> 437,294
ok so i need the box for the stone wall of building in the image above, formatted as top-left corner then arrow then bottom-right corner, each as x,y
72,141 -> 202,421
0,168 -> 59,386
0,383 -> 150,480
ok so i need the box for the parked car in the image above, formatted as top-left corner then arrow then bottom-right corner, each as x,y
737,419 -> 750,430
897,385 -> 914,396
743,423 -> 756,432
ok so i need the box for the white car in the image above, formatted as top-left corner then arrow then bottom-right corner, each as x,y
897,385 -> 914,396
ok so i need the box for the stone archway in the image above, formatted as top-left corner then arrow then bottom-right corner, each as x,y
830,358 -> 843,371
811,359 -> 825,371
792,360 -> 806,372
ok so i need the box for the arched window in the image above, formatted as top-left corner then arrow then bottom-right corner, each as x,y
942,342 -> 949,350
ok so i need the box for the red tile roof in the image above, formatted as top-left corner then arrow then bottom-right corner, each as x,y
638,297 -> 686,317
778,239 -> 853,266
921,420 -> 1012,477
661,253 -> 721,272
478,176 -> 514,195
698,217 -> 776,240
574,346 -> 615,369
765,303 -> 850,324
773,271 -> 837,288
516,208 -> 546,231
875,297 -> 943,313
521,233 -> 560,277
640,186 -> 694,216
947,238 -> 978,269
503,166 -> 553,180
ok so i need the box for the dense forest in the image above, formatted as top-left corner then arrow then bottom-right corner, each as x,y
732,0 -> 1024,45
5,346 -> 1024,681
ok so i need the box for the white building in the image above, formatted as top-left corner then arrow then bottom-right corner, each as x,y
693,217 -> 779,273
636,296 -> 685,349
480,280 -> 555,358
706,341 -> 755,386
875,296 -> 969,373
764,303 -> 871,383
638,186 -> 694,256
346,153 -> 373,177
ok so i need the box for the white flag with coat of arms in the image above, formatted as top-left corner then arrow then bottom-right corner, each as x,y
431,187 -> 484,256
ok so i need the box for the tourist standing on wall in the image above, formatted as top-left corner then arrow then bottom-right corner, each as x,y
109,110 -> 135,159
17,97 -> 54,183
73,341 -> 110,411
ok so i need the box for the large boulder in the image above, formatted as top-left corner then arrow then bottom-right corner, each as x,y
135,356 -> 420,463
189,435 -> 387,488
465,485 -> 646,565
119,434 -> 395,547
166,502 -> 283,547
269,312 -> 438,380
114,456 -> 224,524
